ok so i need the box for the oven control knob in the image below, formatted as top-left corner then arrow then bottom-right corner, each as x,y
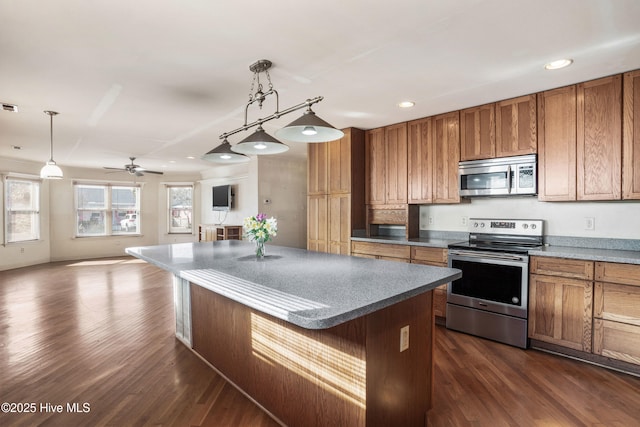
480,223 -> 485,228
531,224 -> 537,229
473,222 -> 479,228
512,296 -> 520,304
522,224 -> 528,229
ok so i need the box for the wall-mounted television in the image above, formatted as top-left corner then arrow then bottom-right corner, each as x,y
212,184 -> 232,211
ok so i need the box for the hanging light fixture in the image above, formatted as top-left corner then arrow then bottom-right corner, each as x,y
40,110 -> 64,179
201,138 -> 250,163
203,59 -> 343,163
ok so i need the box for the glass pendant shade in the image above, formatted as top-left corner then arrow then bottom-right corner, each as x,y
232,125 -> 289,155
275,109 -> 344,143
202,139 -> 250,163
40,110 -> 63,179
40,160 -> 64,179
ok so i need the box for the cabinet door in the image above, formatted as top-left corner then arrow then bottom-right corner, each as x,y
365,127 -> 386,204
537,85 -> 577,201
593,319 -> 640,365
328,130 -> 351,194
385,123 -> 408,204
328,193 -> 351,255
623,70 -> 640,199
577,75 -> 622,200
407,117 -> 433,204
307,142 -> 328,195
432,111 -> 460,203
307,195 -> 328,252
460,103 -> 495,161
528,274 -> 593,352
496,95 -> 537,157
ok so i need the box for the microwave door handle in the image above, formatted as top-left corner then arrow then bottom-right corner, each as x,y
507,165 -> 512,193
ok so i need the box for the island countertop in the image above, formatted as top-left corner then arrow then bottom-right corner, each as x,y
126,240 -> 461,330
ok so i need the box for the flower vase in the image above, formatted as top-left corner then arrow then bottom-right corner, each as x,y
255,239 -> 266,259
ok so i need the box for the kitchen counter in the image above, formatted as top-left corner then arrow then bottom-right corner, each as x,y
350,235 -> 464,249
126,240 -> 461,426
126,240 -> 460,329
529,245 -> 640,265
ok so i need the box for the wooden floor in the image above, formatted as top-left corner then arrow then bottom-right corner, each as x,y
1,258 -> 639,427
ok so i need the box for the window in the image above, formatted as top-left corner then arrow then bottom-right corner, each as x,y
4,177 -> 40,243
75,183 -> 140,237
167,185 -> 193,234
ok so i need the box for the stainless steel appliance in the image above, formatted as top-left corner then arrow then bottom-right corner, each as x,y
459,154 -> 537,197
446,218 -> 543,348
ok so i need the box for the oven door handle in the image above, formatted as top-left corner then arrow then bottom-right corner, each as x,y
448,250 -> 526,262
507,165 -> 512,194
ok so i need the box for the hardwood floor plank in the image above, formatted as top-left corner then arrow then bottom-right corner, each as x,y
1,257 -> 639,426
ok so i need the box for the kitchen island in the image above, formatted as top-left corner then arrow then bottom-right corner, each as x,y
126,240 -> 461,427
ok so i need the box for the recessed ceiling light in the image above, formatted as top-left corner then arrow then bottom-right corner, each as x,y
544,59 -> 573,70
398,101 -> 415,108
186,156 -> 195,160
168,160 -> 176,164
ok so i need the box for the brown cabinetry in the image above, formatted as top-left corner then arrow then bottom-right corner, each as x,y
529,256 -> 594,351
623,69 -> 640,199
495,94 -> 537,157
593,262 -> 640,364
365,123 -> 408,205
411,247 -> 448,318
351,241 -> 410,262
577,74 -> 622,200
432,111 -> 461,203
307,128 -> 365,254
460,103 -> 495,161
538,75 -> 623,201
199,224 -> 242,242
407,117 -> 433,203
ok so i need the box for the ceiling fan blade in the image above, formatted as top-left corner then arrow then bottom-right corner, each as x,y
103,167 -> 128,171
142,170 -> 164,175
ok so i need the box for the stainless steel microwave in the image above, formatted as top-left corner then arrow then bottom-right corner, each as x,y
459,154 -> 537,197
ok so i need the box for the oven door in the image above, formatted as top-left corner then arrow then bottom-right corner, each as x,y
447,249 -> 529,318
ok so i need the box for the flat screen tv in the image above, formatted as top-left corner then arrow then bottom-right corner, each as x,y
212,184 -> 232,211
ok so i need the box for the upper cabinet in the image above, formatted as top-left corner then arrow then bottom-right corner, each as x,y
365,123 -> 408,205
307,142 -> 328,196
408,113 -> 460,204
577,74 -> 622,200
460,103 -> 495,161
495,95 -> 537,157
538,75 -> 624,202
623,70 -> 640,199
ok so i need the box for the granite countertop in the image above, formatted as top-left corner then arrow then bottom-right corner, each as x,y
350,235 -> 464,249
529,245 -> 640,265
126,240 -> 461,330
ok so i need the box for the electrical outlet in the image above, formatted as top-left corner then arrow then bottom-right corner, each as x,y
400,325 -> 409,352
584,217 -> 595,230
461,216 -> 468,226
428,216 -> 434,226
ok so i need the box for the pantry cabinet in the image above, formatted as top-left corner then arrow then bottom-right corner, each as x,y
593,262 -> 640,365
528,256 -> 594,352
623,69 -> 640,199
307,128 -> 365,254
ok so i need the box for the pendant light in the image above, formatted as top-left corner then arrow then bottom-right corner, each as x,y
203,59 -> 342,163
275,106 -> 344,143
201,138 -> 250,163
232,125 -> 289,155
40,110 -> 63,179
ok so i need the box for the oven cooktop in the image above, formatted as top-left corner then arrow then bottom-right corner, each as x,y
449,218 -> 544,255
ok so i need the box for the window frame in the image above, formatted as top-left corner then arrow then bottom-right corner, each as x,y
166,184 -> 194,234
3,175 -> 41,244
74,182 -> 141,238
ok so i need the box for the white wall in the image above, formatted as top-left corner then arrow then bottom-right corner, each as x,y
419,197 -> 640,239
0,156 -> 201,271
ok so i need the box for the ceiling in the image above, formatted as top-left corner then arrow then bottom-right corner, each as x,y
1,0 -> 640,175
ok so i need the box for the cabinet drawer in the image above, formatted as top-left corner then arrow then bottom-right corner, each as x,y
530,256 -> 594,280
367,207 -> 407,225
411,247 -> 447,265
594,282 -> 640,326
595,262 -> 640,286
351,241 -> 410,259
433,285 -> 447,318
593,318 -> 640,365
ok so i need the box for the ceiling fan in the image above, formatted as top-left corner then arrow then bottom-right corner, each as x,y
103,157 -> 164,176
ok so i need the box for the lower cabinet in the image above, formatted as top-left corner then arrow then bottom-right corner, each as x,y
593,262 -> 640,365
411,247 -> 448,319
351,241 -> 410,263
528,256 -> 594,352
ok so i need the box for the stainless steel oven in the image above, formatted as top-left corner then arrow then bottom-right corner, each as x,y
446,218 -> 543,349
